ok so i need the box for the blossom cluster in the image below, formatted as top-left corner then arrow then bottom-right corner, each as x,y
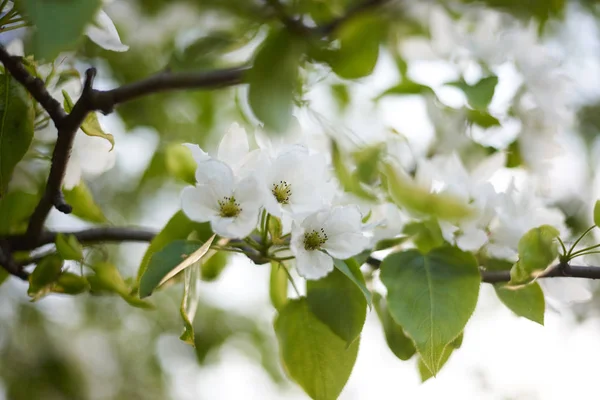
181,123 -> 370,279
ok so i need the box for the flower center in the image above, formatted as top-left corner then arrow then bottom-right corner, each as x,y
272,180 -> 292,204
218,196 -> 242,218
303,228 -> 328,251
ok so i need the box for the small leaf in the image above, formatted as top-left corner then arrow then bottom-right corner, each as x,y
0,190 -> 38,234
373,293 -> 416,361
382,162 -> 474,222
0,74 -> 35,197
88,262 -> 153,309
330,83 -> 350,111
328,14 -> 385,79
165,143 -> 197,185
332,258 -> 372,305
269,262 -> 288,311
18,0 -> 102,60
247,29 -> 304,133
495,282 -> 545,325
331,140 -> 377,200
136,210 -> 213,282
307,267 -> 367,344
63,181 -> 107,223
403,220 -> 445,254
180,257 -> 201,346
380,247 -> 480,375
52,272 -> 89,295
139,235 -> 215,298
268,216 -> 284,244
63,90 -> 114,149
353,144 -> 384,185
446,76 -> 498,110
594,200 -> 600,227
55,233 -> 83,261
510,225 -> 559,284
274,298 -> 359,400
376,80 -> 433,99
374,236 -> 409,251
28,255 -> 63,300
466,109 -> 501,128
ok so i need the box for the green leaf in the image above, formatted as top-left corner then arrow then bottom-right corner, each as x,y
165,143 -> 197,185
136,210 -> 213,282
0,74 -> 35,197
55,233 -> 83,261
63,91 -> 114,149
18,0 -> 102,60
270,262 -> 288,311
274,298 -> 359,400
594,200 -> 600,227
374,236 -> 409,251
446,76 -> 498,110
268,216 -> 284,244
139,236 -> 215,298
88,262 -> 153,309
52,272 -> 89,295
418,333 -> 463,381
331,140 -> 376,200
28,254 -> 63,301
466,109 -> 501,128
510,225 -> 560,284
382,162 -> 474,222
506,140 -> 523,168
63,181 -> 107,223
353,144 -> 383,185
376,80 -> 434,99
332,258 -> 372,306
373,293 -> 416,361
307,267 -> 367,344
330,83 -> 350,111
0,268 -> 8,287
0,190 -> 38,234
494,282 -> 545,325
200,251 -> 228,282
380,247 -> 480,375
328,14 -> 385,79
247,29 -> 304,133
180,256 -> 201,346
403,220 -> 446,253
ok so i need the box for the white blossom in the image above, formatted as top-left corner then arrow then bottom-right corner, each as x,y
85,10 -> 129,52
181,159 -> 263,238
290,206 -> 369,280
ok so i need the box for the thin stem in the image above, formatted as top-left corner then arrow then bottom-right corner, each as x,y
569,243 -> 600,258
244,236 -> 262,250
556,236 -> 568,256
568,250 -> 600,259
262,213 -> 271,249
270,256 -> 295,262
279,262 -> 300,297
270,246 -> 291,255
568,225 -> 596,257
210,245 -> 246,254
0,0 -> 10,15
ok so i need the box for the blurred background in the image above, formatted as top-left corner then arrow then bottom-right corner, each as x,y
3,0 -> 600,398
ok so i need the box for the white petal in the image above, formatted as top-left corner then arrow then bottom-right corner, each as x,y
321,206 -> 363,236
195,159 -> 235,198
181,185 -> 218,223
75,134 -> 116,176
210,210 -> 258,239
85,10 -> 129,52
234,177 -> 264,210
63,160 -> 82,190
325,232 -> 369,259
183,143 -> 210,165
540,278 -> 592,305
295,249 -> 334,280
456,228 -> 488,251
218,122 -> 249,167
439,220 -> 459,243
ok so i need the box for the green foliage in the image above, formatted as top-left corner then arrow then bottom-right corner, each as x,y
447,76 -> 498,111
18,0 -> 102,60
200,251 -> 228,281
63,91 -> 115,149
307,267 -> 367,344
376,80 -> 434,99
28,255 -> 63,301
374,236 -> 409,251
373,293 -> 416,361
88,262 -> 152,309
380,247 -> 480,375
494,283 -> 545,325
382,162 -> 474,222
466,109 -> 501,128
165,143 -> 197,185
180,258 -> 201,346
418,333 -> 463,381
269,262 -> 288,310
0,268 -> 8,287
463,0 -> 566,23
54,234 -> 83,261
331,140 -> 376,200
139,237 -> 214,298
0,190 -> 38,234
274,298 -> 359,400
247,29 -> 304,133
403,220 -> 446,253
63,181 -> 107,223
52,272 -> 89,295
510,225 -> 560,284
594,200 -> 600,227
330,83 -> 350,111
0,74 -> 34,197
332,258 -> 372,305
353,144 -> 383,185
136,210 -> 213,282
327,13 -> 385,79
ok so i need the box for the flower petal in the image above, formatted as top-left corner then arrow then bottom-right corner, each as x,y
181,185 -> 218,222
295,249 -> 333,280
183,143 -> 210,165
321,206 -> 363,236
325,232 -> 369,259
195,159 -> 235,198
218,122 -> 249,168
85,10 -> 129,52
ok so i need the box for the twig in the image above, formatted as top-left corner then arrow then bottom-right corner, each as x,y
0,240 -> 28,280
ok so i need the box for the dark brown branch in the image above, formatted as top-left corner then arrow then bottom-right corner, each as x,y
366,256 -> 600,283
0,240 -> 28,280
88,66 -> 249,115
0,45 -> 67,124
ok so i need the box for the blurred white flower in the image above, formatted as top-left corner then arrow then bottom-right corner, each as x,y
366,203 -> 407,246
85,10 -> 129,52
181,159 -> 263,238
290,206 -> 369,280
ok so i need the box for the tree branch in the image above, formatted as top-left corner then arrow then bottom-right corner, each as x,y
366,256 -> 600,283
0,240 -> 28,280
0,44 -> 67,124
